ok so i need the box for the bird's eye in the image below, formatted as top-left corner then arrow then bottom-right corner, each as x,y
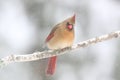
66,22 -> 73,30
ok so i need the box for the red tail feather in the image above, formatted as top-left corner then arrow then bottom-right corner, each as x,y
46,56 -> 57,75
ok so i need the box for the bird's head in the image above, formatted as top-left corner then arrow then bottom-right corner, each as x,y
58,14 -> 75,31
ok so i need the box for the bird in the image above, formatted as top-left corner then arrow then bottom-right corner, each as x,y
45,15 -> 75,75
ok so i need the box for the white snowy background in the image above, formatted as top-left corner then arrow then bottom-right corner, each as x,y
0,0 -> 120,80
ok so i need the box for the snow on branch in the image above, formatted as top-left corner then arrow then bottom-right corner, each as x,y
0,31 -> 120,67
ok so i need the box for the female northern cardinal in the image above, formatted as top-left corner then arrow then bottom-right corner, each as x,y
45,15 -> 75,75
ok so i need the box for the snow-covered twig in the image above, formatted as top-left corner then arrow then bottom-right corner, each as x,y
0,31 -> 120,67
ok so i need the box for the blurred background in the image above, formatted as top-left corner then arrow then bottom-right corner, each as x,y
0,0 -> 120,80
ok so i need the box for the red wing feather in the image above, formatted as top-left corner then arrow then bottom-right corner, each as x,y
45,25 -> 59,42
46,33 -> 54,42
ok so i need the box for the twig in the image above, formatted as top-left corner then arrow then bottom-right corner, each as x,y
0,31 -> 120,67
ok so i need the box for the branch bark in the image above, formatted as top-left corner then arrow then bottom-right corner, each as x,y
0,31 -> 120,67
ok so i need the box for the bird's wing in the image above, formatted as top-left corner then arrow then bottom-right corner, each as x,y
45,25 -> 59,42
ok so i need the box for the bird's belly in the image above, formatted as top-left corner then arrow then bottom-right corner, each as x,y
47,39 -> 73,49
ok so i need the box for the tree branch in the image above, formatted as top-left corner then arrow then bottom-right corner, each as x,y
0,31 -> 120,67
